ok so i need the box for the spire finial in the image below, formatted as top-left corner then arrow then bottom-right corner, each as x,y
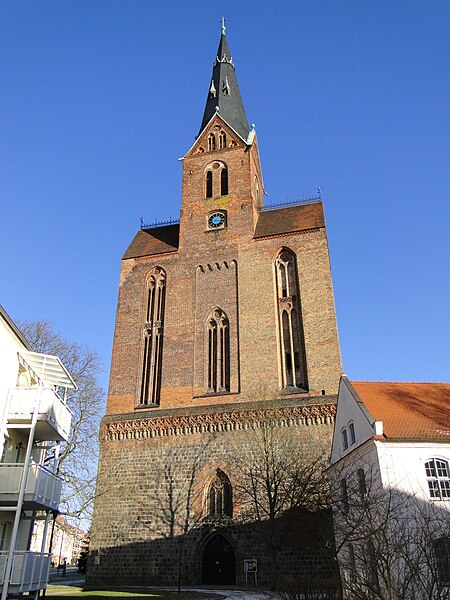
221,17 -> 226,36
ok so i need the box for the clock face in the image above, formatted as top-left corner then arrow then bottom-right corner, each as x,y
208,212 -> 226,229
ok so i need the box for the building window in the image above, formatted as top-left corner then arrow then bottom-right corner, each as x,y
349,422 -> 356,445
208,133 -> 216,152
208,470 -> 232,518
220,168 -> 228,195
206,171 -> 213,198
367,540 -> 379,589
342,429 -> 349,450
425,459 -> 450,500
357,468 -> 367,500
219,131 -> 227,149
434,537 -> 450,586
139,267 -> 166,406
274,249 -> 307,390
207,308 -> 230,393
341,478 -> 349,514
348,543 -> 357,582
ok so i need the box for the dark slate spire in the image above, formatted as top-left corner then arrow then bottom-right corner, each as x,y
199,20 -> 250,141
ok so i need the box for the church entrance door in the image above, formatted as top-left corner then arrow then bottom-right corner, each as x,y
201,534 -> 236,585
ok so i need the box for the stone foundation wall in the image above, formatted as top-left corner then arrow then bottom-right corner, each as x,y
88,398 -> 336,587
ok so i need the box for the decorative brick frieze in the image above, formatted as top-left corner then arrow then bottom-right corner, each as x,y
105,402 -> 336,441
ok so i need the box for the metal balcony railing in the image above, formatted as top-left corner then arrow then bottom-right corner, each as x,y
7,388 -> 72,442
0,552 -> 51,592
0,463 -> 62,511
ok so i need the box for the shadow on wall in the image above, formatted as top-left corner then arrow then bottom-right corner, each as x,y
86,507 -> 337,589
331,476 -> 450,600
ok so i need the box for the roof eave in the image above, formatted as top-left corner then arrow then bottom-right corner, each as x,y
0,305 -> 31,350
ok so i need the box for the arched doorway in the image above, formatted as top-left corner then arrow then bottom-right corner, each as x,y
202,533 -> 236,585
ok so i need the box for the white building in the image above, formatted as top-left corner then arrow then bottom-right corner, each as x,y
31,515 -> 86,567
0,305 -> 76,598
329,376 -> 450,599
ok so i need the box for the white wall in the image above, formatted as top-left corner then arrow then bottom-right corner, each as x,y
331,378 -> 375,464
0,315 -> 27,459
376,440 -> 450,506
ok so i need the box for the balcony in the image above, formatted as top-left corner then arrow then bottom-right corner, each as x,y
0,463 -> 62,511
7,388 -> 72,442
0,551 -> 51,593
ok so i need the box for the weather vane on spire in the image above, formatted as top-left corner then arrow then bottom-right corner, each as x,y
221,16 -> 226,35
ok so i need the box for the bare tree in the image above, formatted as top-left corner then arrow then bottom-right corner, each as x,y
151,441 -> 212,539
148,439 -> 214,592
233,412 -> 333,590
330,466 -> 450,600
18,320 -> 105,527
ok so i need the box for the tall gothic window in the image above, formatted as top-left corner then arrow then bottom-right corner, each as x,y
207,308 -> 230,393
140,267 -> 166,406
206,171 -> 213,198
275,249 -> 307,389
220,168 -> 228,195
208,470 -> 232,518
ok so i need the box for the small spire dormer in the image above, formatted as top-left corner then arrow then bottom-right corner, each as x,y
199,20 -> 250,141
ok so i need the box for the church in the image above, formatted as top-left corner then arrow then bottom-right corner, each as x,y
89,24 -> 342,588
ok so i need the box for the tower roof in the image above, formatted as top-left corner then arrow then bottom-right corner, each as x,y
199,21 -> 250,141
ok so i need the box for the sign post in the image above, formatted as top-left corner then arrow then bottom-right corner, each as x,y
243,559 -> 258,587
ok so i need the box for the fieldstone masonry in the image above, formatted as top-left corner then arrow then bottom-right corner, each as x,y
89,398 -> 337,587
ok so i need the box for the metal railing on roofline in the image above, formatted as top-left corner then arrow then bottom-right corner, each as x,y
259,195 -> 321,212
140,217 -> 180,230
139,191 -> 322,227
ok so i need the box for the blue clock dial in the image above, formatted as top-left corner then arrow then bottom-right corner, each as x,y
208,212 -> 226,229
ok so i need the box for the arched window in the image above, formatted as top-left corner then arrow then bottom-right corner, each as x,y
425,458 -> 450,499
357,468 -> 367,500
275,249 -> 307,389
349,422 -> 356,445
434,537 -> 450,585
367,540 -> 379,589
208,133 -> 216,152
342,429 -> 349,450
207,308 -> 230,393
347,544 -> 357,582
341,478 -> 349,514
208,470 -> 232,518
220,168 -> 228,195
219,131 -> 227,149
206,171 -> 213,198
140,267 -> 166,406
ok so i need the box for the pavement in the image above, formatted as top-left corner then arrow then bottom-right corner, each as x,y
48,569 -> 277,600
188,591 -> 275,600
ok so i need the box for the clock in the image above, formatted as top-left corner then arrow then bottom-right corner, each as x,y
208,212 -> 226,229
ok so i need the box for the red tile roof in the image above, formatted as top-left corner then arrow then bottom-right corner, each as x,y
123,225 -> 179,259
253,201 -> 324,239
351,381 -> 450,440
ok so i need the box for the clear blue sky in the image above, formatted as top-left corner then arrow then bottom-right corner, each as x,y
1,0 -> 449,390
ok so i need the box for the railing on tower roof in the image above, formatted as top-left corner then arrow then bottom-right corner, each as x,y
259,195 -> 321,212
139,194 -> 322,227
140,217 -> 180,230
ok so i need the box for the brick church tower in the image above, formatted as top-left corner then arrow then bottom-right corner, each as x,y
89,24 -> 342,588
